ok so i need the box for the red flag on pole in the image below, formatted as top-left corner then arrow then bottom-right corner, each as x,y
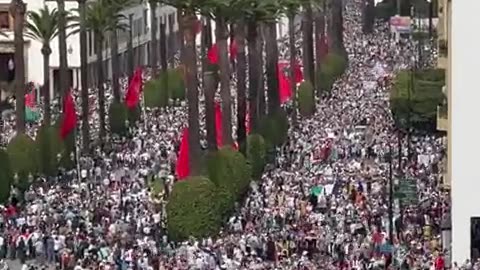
176,127 -> 190,180
60,89 -> 77,140
25,90 -> 36,108
124,68 -> 143,109
277,62 -> 292,104
294,62 -> 304,83
207,44 -> 219,64
207,42 -> 238,65
214,102 -> 223,147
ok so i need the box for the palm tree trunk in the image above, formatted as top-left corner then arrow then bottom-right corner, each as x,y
95,33 -> 106,144
127,14 -> 134,81
160,20 -> 168,97
178,9 -> 185,65
168,14 -> 175,68
57,0 -> 69,98
288,13 -> 298,125
257,25 -> 265,118
205,18 -> 212,48
202,18 -> 216,152
111,30 -> 121,102
314,6 -> 325,97
215,16 -> 233,146
149,0 -> 158,77
265,22 -> 280,115
78,0 -> 89,153
302,3 -> 315,87
204,70 -> 217,152
328,0 -> 344,53
235,21 -> 247,150
182,10 -> 201,175
10,0 -> 26,134
42,45 -> 51,126
247,20 -> 259,131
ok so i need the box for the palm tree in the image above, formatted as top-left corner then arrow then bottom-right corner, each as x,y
202,2 -> 235,146
73,0 -> 127,144
78,0 -> 90,153
302,1 -> 315,87
57,0 -> 69,100
108,0 -> 135,103
234,21 -> 247,150
24,6 -> 61,127
148,0 -> 160,77
162,0 -> 201,174
328,0 -> 344,52
10,0 -> 26,134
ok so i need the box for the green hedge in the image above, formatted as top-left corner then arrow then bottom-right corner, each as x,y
207,147 -> 251,201
52,121 -> 76,170
259,109 -> 289,147
247,134 -> 267,179
109,102 -> 128,135
166,177 -> 224,242
144,68 -> 185,108
0,149 -> 13,203
317,52 -> 348,94
6,134 -> 37,191
35,125 -> 65,176
298,81 -> 315,117
390,69 -> 445,131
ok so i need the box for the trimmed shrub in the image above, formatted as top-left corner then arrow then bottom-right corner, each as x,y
207,147 -> 251,201
6,134 -> 37,191
36,125 -> 65,176
298,81 -> 315,116
109,102 -> 128,135
168,68 -> 186,100
144,78 -> 167,108
0,149 -> 13,203
259,109 -> 289,147
144,68 -> 185,108
53,121 -> 76,170
390,69 -> 445,132
247,134 -> 267,179
166,177 -> 223,242
317,52 -> 348,93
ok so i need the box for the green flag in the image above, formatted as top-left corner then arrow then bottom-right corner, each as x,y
311,186 -> 324,196
25,107 -> 40,123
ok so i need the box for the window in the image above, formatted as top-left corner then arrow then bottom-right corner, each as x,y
0,11 -> 10,30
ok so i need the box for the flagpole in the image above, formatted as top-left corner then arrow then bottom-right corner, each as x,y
75,126 -> 81,181
141,90 -> 147,130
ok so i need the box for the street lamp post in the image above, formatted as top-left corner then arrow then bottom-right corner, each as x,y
375,104 -> 398,245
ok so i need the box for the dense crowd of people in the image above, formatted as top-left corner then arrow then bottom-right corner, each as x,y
0,0 -> 457,269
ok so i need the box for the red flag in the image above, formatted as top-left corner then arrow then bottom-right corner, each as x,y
60,89 -> 77,140
214,102 -> 223,147
176,127 -> 190,180
294,62 -> 304,83
25,90 -> 36,108
207,42 -> 238,65
207,44 -> 219,64
277,62 -> 292,104
124,68 -> 143,109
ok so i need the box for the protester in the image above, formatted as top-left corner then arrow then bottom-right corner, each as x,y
0,0 -> 454,269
